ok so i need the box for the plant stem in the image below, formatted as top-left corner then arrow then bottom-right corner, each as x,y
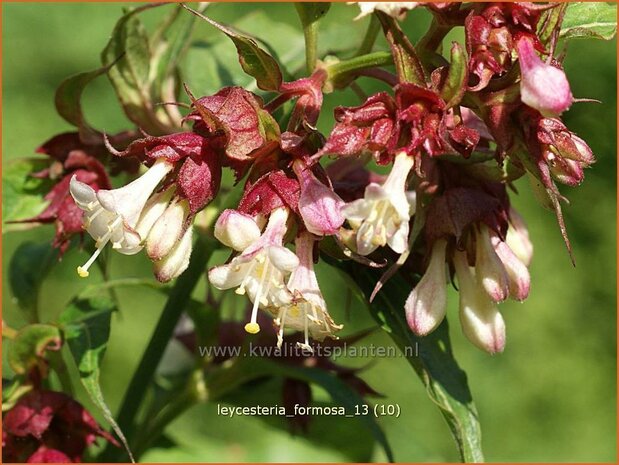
355,14 -> 380,56
326,51 -> 393,90
100,235 -> 215,462
296,5 -> 319,73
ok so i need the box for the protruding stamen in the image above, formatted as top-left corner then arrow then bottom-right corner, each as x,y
76,245 -> 105,278
244,256 -> 271,334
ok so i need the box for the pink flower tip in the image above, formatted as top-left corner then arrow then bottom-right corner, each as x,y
517,37 -> 573,117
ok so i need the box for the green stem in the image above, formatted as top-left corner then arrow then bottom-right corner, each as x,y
355,14 -> 380,56
48,350 -> 74,396
296,4 -> 319,73
100,235 -> 215,462
326,51 -> 393,89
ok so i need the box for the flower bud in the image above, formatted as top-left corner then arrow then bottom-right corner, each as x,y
506,209 -> 533,266
545,150 -> 584,186
135,186 -> 175,240
146,199 -> 190,261
405,239 -> 448,336
454,250 -> 506,354
475,225 -> 509,302
154,226 -> 193,282
492,236 -> 531,301
214,209 -> 262,251
293,160 -> 345,236
517,37 -> 573,117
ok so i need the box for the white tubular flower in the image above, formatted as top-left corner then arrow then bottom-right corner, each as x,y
351,2 -> 418,20
273,232 -> 343,352
342,151 -> 415,256
208,208 -> 299,335
70,159 -> 173,278
506,208 -> 533,267
214,209 -> 262,251
475,225 -> 509,302
154,226 -> 194,283
405,239 -> 448,336
490,231 -> 531,302
146,198 -> 190,261
453,250 -> 506,355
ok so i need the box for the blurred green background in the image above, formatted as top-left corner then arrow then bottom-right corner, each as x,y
2,3 -> 616,462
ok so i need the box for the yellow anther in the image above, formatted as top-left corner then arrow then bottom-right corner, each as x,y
244,322 -> 261,334
77,266 -> 90,278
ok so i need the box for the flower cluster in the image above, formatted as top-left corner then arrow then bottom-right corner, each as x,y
24,2 -> 596,355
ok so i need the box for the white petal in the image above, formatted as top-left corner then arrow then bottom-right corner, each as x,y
97,159 -> 173,227
135,187 -> 175,240
154,226 -> 193,282
268,245 -> 299,272
208,262 -> 247,290
69,175 -> 97,207
146,199 -> 189,261
214,209 -> 261,251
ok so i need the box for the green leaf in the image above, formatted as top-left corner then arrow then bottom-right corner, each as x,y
339,263 -> 484,462
560,3 -> 617,41
2,158 -> 54,230
376,11 -> 426,86
9,242 -> 58,318
440,42 -> 468,109
101,4 -> 169,134
294,3 -> 331,26
59,293 -> 134,462
55,63 -> 115,143
152,5 -> 200,98
182,4 -> 283,91
8,324 -> 62,375
537,3 -> 568,45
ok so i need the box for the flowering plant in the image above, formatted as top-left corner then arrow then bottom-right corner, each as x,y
3,2 -> 616,463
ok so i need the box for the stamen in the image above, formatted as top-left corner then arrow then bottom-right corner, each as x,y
84,206 -> 105,228
244,256 -> 271,334
276,306 -> 288,349
76,246 -> 104,278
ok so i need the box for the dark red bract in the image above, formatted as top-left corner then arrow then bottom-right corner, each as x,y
2,390 -> 118,463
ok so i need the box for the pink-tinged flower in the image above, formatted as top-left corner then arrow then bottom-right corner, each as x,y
2,390 -> 118,463
214,209 -> 262,251
208,208 -> 299,334
341,151 -> 415,255
517,37 -> 573,117
453,250 -> 506,354
475,224 -> 509,302
273,232 -> 342,351
292,159 -> 345,236
351,2 -> 418,20
70,158 -> 173,277
506,208 -> 533,267
491,231 -> 531,301
405,239 -> 448,336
